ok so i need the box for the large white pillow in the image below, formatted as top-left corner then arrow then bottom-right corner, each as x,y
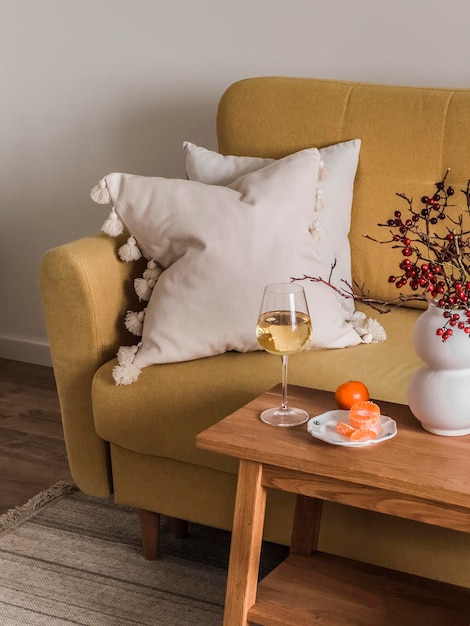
184,139 -> 361,315
93,148 -> 364,384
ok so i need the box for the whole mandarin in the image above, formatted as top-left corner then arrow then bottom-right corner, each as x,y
335,380 -> 369,410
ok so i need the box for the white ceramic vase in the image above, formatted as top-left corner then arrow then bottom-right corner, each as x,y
408,303 -> 470,436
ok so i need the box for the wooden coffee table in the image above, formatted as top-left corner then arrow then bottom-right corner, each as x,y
195,384 -> 470,626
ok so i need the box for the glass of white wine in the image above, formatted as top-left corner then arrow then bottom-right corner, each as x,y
256,283 -> 313,426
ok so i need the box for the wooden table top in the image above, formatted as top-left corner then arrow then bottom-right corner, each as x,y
196,384 -> 470,510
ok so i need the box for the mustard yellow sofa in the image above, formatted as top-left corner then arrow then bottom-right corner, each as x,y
41,77 -> 470,587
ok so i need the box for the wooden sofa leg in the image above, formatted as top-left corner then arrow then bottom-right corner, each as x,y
171,517 -> 188,539
138,509 -> 160,560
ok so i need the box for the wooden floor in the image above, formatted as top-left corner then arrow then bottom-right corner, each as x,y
0,358 -> 72,514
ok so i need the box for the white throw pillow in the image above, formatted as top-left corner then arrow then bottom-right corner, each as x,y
184,139 -> 361,315
92,148 -> 365,384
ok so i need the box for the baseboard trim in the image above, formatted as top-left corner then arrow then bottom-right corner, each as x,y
0,337 -> 52,367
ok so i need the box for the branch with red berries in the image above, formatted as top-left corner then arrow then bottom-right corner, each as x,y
296,172 -> 470,342
291,272 -> 426,314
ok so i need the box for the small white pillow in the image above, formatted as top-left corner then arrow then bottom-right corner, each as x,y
184,141 -> 275,185
94,148 -> 363,384
184,139 -> 361,315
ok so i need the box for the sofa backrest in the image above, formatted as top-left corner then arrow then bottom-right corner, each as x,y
217,77 -> 470,308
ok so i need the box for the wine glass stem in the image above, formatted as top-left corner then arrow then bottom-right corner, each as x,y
281,355 -> 289,411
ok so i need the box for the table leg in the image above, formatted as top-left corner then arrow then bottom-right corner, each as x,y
289,494 -> 323,556
223,460 -> 267,626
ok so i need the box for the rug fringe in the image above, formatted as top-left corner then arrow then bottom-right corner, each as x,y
0,481 -> 77,534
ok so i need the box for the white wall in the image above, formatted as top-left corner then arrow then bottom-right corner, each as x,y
2,0 -> 470,365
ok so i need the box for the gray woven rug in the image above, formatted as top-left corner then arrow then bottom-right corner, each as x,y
0,482 -> 287,625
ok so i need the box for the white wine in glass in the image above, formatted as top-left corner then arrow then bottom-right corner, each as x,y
256,283 -> 312,426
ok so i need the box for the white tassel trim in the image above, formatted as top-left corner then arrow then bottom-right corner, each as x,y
350,311 -> 367,329
117,343 -> 141,365
134,277 -> 157,301
113,361 -> 142,385
90,178 -> 111,204
118,236 -> 142,262
360,318 -> 387,343
113,342 -> 142,384
309,219 -> 326,242
351,313 -> 387,343
318,161 -> 329,181
101,207 -> 124,237
143,259 -> 162,281
314,188 -> 326,211
124,308 -> 146,336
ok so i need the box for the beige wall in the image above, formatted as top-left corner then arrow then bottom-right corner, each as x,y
2,0 -> 470,365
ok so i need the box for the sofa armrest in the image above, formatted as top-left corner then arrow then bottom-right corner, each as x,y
40,232 -> 145,496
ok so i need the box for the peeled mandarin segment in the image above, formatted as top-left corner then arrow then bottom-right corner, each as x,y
349,400 -> 381,430
335,421 -> 356,437
350,428 -> 378,442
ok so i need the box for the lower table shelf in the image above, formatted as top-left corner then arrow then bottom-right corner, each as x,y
248,553 -> 470,626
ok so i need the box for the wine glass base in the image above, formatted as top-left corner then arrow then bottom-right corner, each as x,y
260,406 -> 309,427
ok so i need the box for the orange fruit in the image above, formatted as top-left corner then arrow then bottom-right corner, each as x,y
350,428 -> 377,442
349,400 -> 381,430
335,421 -> 356,437
335,381 -> 369,410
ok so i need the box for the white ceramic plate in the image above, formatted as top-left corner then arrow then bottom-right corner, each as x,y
307,410 -> 397,447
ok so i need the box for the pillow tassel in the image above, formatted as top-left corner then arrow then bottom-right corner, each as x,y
134,277 -> 157,301
117,343 -> 141,365
101,207 -> 124,237
349,311 -> 387,344
143,259 -> 162,281
309,219 -> 326,242
113,342 -> 142,385
118,236 -> 142,262
318,161 -> 329,181
314,188 -> 326,211
113,361 -> 142,385
90,178 -> 111,204
124,308 -> 146,336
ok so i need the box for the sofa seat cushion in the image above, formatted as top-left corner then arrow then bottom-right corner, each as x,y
92,304 -> 422,473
